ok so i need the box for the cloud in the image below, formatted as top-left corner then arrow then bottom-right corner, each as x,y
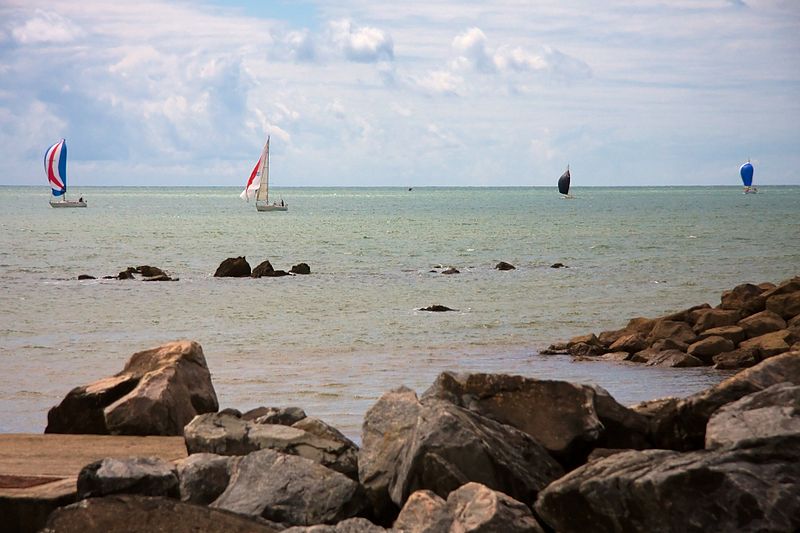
10,9 -> 83,44
328,19 -> 394,63
451,27 -> 495,73
286,29 -> 316,62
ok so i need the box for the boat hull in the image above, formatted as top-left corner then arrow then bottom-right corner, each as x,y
256,204 -> 288,212
50,200 -> 87,208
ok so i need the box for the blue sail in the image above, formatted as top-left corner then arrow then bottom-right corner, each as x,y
740,161 -> 753,187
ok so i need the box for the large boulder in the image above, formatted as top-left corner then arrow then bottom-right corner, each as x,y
495,261 -> 516,271
394,482 -> 544,533
738,310 -> 787,339
686,336 -> 735,364
176,453 -> 240,505
534,435 -> 800,533
765,291 -> 800,320
251,260 -> 275,278
646,352 -> 800,450
210,449 -> 365,526
46,340 -> 218,435
358,387 -> 563,521
646,320 -> 696,345
719,282 -> 766,314
42,495 -> 282,533
422,372 -> 650,466
663,303 -> 711,325
705,383 -> 800,449
243,406 -> 307,424
739,330 -> 795,359
696,325 -> 746,346
691,309 -> 741,334
290,263 -> 311,275
712,348 -> 760,370
609,334 -> 648,354
77,457 -> 179,500
184,412 -> 359,479
214,257 -> 251,277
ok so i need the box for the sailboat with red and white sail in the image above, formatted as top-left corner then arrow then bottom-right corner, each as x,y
45,139 -> 86,208
240,136 -> 287,212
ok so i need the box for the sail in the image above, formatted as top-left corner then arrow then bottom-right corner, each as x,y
240,138 -> 269,201
256,136 -> 270,203
557,167 -> 571,195
45,139 -> 67,197
740,161 -> 754,187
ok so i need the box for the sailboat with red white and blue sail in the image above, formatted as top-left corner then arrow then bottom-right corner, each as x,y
45,139 -> 86,207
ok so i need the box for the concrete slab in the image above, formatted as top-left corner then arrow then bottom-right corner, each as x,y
0,433 -> 187,533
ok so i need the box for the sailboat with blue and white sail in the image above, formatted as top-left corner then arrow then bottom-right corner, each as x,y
45,139 -> 86,208
740,159 -> 757,194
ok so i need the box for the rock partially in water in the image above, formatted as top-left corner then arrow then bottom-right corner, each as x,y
495,261 -> 516,270
419,305 -> 457,312
214,256 -> 251,277
251,260 -> 275,278
77,274 -> 95,280
441,267 -> 460,275
550,262 -> 567,268
290,263 -> 311,275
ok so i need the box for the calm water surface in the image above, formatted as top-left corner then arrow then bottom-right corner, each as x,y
1,186 -> 798,438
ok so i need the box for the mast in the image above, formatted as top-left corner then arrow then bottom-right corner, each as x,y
255,137 -> 270,203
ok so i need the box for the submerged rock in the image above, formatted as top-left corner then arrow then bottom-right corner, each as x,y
419,305 -> 457,312
495,261 -> 516,270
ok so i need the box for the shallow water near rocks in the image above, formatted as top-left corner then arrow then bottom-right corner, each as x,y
1,186 -> 797,439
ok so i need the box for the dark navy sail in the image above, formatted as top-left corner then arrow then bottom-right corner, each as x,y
557,167 -> 571,195
740,161 -> 754,187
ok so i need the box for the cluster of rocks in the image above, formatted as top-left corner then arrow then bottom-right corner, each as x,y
41,339 -> 800,532
429,261 -> 567,274
544,276 -> 800,370
214,257 -> 311,278
77,265 -> 177,281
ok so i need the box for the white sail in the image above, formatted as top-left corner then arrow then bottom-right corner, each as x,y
240,138 -> 269,201
256,137 -> 270,203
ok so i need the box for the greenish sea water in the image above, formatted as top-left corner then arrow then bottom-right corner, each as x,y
1,186 -> 798,437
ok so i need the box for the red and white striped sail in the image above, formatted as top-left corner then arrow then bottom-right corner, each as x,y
44,139 -> 67,196
240,138 -> 269,201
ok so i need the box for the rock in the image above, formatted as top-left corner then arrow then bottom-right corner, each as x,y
609,334 -> 648,354
244,406 -> 307,425
738,310 -> 787,339
651,337 -> 689,352
495,261 -> 516,270
568,342 -> 604,357
219,407 -> 243,417
645,349 -> 704,368
789,314 -> 800,329
290,263 -> 311,275
663,303 -> 711,324
214,257 -> 251,277
422,372 -> 650,467
597,328 -> 628,348
739,330 -> 795,359
692,308 -> 741,333
419,305 -> 457,312
705,383 -> 800,449
760,277 -> 800,300
599,351 -> 631,362
77,274 -> 95,280
177,453 -> 239,505
136,265 -> 166,277
396,484 -> 542,533
586,448 -> 631,462
766,291 -> 800,320
282,518 -> 386,532
118,270 -> 134,279
540,341 -> 569,355
251,260 -> 275,278
210,449 -> 365,526
686,336 -> 735,364
567,333 -> 601,348
184,412 -> 359,479
647,352 -> 800,450
77,457 -> 179,500
712,348 -> 760,370
267,270 -> 291,277
696,325 -> 745,346
550,263 -> 567,268
142,274 -> 174,281
646,320 -> 696,346
534,435 -> 800,533
719,282 -> 766,314
46,340 -> 218,435
359,387 -> 563,521
441,267 -> 459,275
42,495 -> 282,533
625,317 -> 657,337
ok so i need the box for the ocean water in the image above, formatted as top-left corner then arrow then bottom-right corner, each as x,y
1,185 -> 798,438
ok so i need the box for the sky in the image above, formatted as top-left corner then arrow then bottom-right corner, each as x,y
0,0 -> 798,187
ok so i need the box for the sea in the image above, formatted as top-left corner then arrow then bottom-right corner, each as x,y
1,185 -> 798,439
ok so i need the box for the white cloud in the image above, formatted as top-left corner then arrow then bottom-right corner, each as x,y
286,29 -> 316,62
11,9 -> 82,44
328,19 -> 394,63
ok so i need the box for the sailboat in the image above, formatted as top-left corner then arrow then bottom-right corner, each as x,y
240,136 -> 287,212
740,159 -> 757,194
45,139 -> 86,208
558,165 -> 573,198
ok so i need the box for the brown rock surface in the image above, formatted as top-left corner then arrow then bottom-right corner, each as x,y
739,310 -> 787,339
687,336 -> 735,364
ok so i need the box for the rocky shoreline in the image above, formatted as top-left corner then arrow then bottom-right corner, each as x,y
26,277 -> 800,532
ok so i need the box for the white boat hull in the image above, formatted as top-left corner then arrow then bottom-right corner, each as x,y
50,200 -> 87,208
256,203 -> 288,212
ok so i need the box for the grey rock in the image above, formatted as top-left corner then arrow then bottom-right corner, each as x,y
282,518 -> 386,532
705,382 -> 800,449
176,453 -> 239,505
211,449 -> 365,526
392,490 -> 448,533
77,457 -> 178,500
535,435 -> 800,533
246,406 -> 307,425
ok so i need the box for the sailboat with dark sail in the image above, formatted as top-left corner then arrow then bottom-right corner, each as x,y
558,165 -> 573,199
